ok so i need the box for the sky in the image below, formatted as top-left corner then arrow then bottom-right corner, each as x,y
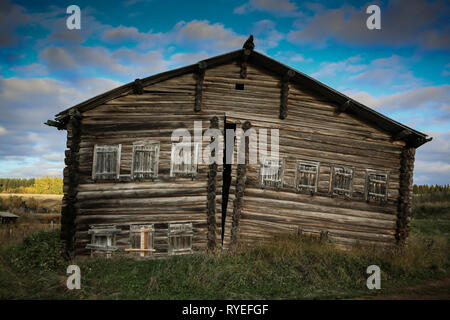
0,0 -> 449,185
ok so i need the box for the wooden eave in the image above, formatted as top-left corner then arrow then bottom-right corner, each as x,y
47,49 -> 430,148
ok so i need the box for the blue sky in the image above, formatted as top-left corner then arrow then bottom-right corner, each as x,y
0,0 -> 449,184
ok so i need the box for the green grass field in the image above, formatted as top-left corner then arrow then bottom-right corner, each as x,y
0,192 -> 449,300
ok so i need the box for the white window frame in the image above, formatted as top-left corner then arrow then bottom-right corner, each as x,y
92,144 -> 121,180
125,224 -> 155,257
331,165 -> 354,197
366,170 -> 388,202
170,142 -> 200,177
260,157 -> 285,188
168,222 -> 193,255
131,141 -> 160,180
295,160 -> 320,193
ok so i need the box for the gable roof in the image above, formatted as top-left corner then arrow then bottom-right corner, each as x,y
47,48 -> 431,148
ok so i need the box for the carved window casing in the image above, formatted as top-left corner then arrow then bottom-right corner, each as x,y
260,158 -> 285,188
132,141 -> 159,179
86,225 -> 120,257
296,160 -> 320,193
170,142 -> 200,177
332,165 -> 353,197
92,144 -> 121,180
366,170 -> 388,202
169,223 -> 193,254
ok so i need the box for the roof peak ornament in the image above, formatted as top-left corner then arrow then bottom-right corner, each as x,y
243,35 -> 255,51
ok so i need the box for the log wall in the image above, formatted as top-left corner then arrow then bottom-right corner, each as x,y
64,59 -> 411,256
70,73 -> 223,256
202,61 -> 405,249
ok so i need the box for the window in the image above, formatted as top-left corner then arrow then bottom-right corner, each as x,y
125,225 -> 155,257
169,223 -> 193,254
92,144 -> 121,180
260,157 -> 284,188
86,225 -> 120,257
366,170 -> 388,202
170,142 -> 200,177
332,165 -> 353,197
296,160 -> 319,193
132,141 -> 160,179
235,83 -> 245,90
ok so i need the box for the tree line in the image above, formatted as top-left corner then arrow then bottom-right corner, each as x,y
413,184 -> 450,194
0,177 -> 63,194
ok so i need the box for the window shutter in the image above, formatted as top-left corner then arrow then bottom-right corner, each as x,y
366,170 -> 388,202
92,145 -> 121,180
296,160 -> 319,192
169,223 -> 193,254
170,143 -> 199,177
126,225 -> 155,257
332,166 -> 353,197
132,141 -> 159,179
260,158 -> 284,188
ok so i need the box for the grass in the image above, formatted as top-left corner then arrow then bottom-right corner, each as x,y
0,192 -> 448,300
0,194 -> 62,214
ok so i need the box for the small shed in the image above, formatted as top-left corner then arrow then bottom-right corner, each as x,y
0,212 -> 19,224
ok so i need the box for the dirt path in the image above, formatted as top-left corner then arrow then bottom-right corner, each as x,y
356,277 -> 450,300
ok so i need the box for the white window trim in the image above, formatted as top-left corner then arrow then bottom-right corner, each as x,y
366,169 -> 389,202
331,165 -> 354,197
168,222 -> 193,254
92,144 -> 121,180
260,157 -> 285,188
131,141 -> 160,179
295,160 -> 320,193
170,142 -> 200,177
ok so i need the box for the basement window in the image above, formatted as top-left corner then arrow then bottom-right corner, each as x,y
132,141 -> 160,179
169,223 -> 193,255
260,157 -> 285,188
92,144 -> 121,180
170,142 -> 200,177
125,225 -> 155,257
366,170 -> 388,202
86,225 -> 120,257
332,165 -> 353,197
235,83 -> 245,90
296,160 -> 320,193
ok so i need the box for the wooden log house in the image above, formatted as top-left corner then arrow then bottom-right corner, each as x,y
46,36 -> 431,257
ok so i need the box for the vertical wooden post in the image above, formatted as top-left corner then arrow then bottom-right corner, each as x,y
61,108 -> 81,258
207,116 -> 219,250
240,49 -> 252,79
280,70 -> 294,120
231,120 -> 251,245
194,61 -> 206,112
397,147 -> 415,245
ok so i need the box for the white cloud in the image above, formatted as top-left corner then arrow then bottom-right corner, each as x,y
287,0 -> 450,49
234,0 -> 301,17
348,85 -> 450,113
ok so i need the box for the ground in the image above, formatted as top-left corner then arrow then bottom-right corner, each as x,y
0,191 -> 448,300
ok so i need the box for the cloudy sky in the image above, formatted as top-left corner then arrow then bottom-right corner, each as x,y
0,0 -> 449,185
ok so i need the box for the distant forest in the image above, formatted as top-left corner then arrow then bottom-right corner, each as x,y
413,184 -> 450,194
0,177 -> 63,194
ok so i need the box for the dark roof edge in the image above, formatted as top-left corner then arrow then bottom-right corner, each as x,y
50,49 -> 430,148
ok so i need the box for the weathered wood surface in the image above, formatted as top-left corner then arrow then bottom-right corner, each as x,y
65,58 -> 410,256
203,62 -> 404,249
69,74 -> 224,255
